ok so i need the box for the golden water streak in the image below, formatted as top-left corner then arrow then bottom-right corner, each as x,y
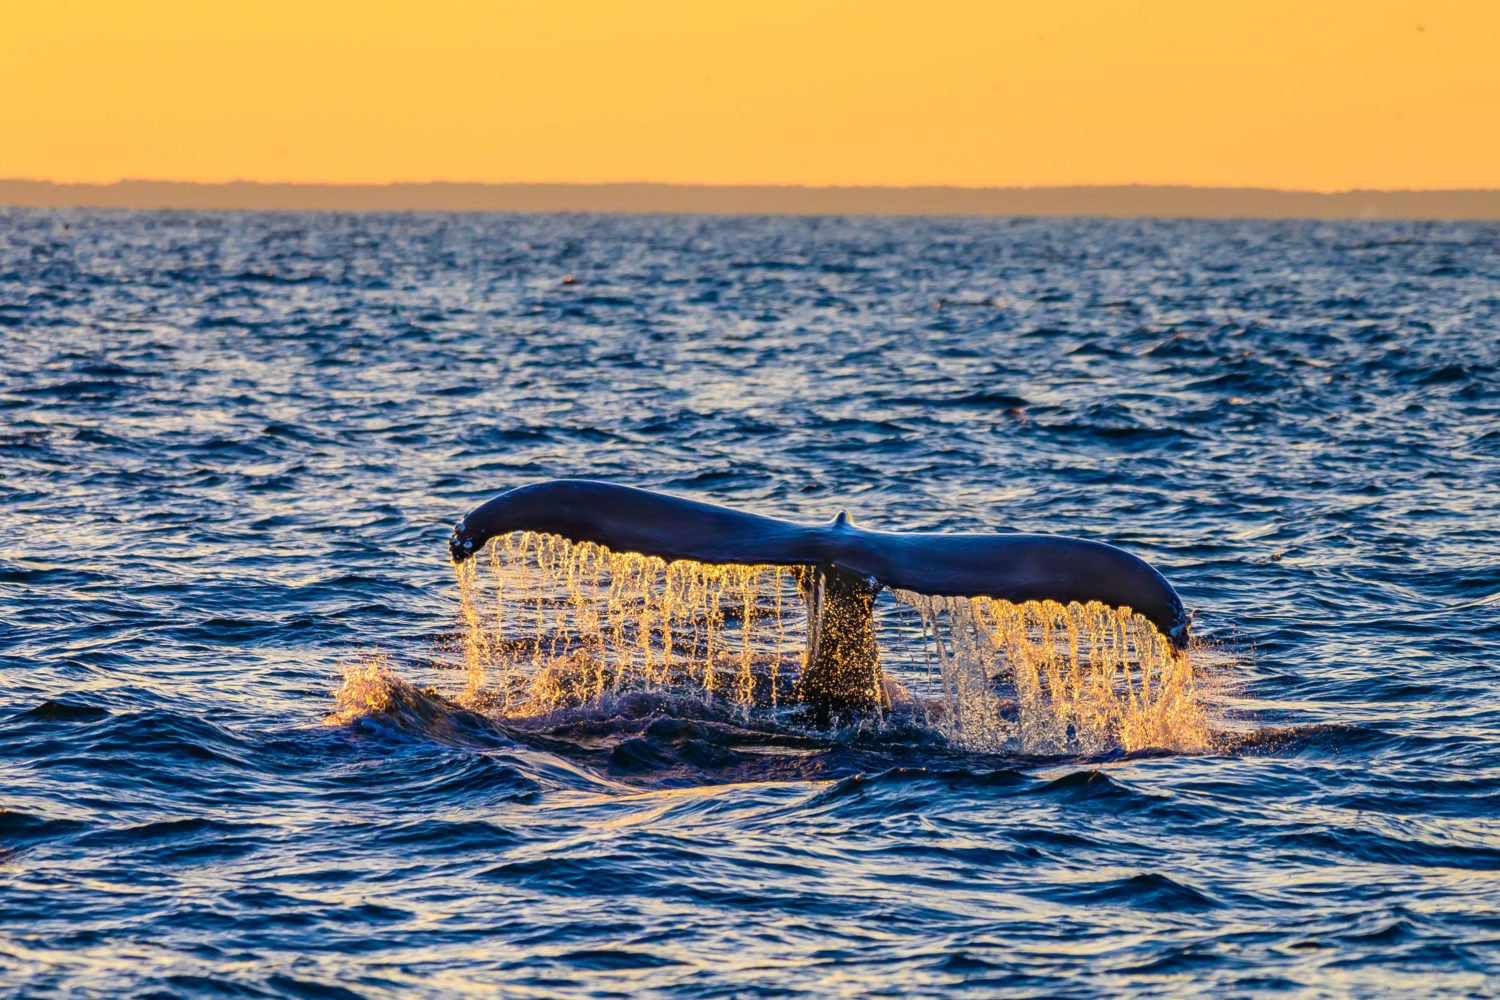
456,532 -> 796,717
894,591 -> 1210,754
433,531 -> 1212,754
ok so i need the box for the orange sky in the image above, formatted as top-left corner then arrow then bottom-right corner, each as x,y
2,1 -> 1495,191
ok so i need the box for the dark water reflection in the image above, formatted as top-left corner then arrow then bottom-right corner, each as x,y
1,210 -> 1497,996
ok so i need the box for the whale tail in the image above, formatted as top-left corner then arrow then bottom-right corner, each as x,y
449,480 -> 1192,717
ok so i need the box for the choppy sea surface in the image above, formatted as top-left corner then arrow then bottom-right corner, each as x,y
2,210 -> 1497,997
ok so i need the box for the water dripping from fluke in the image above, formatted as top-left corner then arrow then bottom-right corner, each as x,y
387,480 -> 1221,757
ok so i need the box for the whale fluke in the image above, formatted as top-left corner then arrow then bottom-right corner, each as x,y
449,479 -> 1190,717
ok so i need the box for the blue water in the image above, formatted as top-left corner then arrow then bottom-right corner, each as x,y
2,210 -> 1497,997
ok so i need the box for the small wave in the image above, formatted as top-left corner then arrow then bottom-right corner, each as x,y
328,656 -> 516,749
0,809 -> 89,852
13,700 -> 109,722
1050,871 -> 1222,912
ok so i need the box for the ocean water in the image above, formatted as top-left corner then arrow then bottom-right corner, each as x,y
1,209 -> 1497,997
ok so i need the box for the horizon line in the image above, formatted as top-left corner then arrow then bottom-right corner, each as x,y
3,178 -> 1499,221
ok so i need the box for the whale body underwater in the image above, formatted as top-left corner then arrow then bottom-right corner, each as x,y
449,479 -> 1190,715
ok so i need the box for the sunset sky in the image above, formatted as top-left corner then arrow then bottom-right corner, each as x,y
3,0 -> 1495,191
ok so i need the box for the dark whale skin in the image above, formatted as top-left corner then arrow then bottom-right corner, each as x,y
449,479 -> 1189,647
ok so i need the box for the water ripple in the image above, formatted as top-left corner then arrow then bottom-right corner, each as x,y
1,210 -> 1497,995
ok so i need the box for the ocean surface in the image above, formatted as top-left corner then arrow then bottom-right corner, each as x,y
1,209 -> 1497,998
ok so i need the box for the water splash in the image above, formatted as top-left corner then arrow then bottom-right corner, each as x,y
455,532 -> 801,717
328,654 -> 523,748
437,531 -> 1218,755
328,655 -> 406,724
892,591 -> 1212,754
327,655 -> 460,732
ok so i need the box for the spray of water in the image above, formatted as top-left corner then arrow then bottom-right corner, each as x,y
455,532 -> 799,717
336,531 -> 1215,755
892,590 -> 1209,753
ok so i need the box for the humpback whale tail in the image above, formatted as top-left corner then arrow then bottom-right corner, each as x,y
448,480 -> 1192,722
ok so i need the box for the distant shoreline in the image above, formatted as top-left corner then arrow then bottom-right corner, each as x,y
2,179 -> 1498,221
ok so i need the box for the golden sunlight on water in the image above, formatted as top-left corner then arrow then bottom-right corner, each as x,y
388,531 -> 1218,755
455,532 -> 800,716
329,655 -> 401,724
333,532 -> 1214,754
892,591 -> 1211,754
